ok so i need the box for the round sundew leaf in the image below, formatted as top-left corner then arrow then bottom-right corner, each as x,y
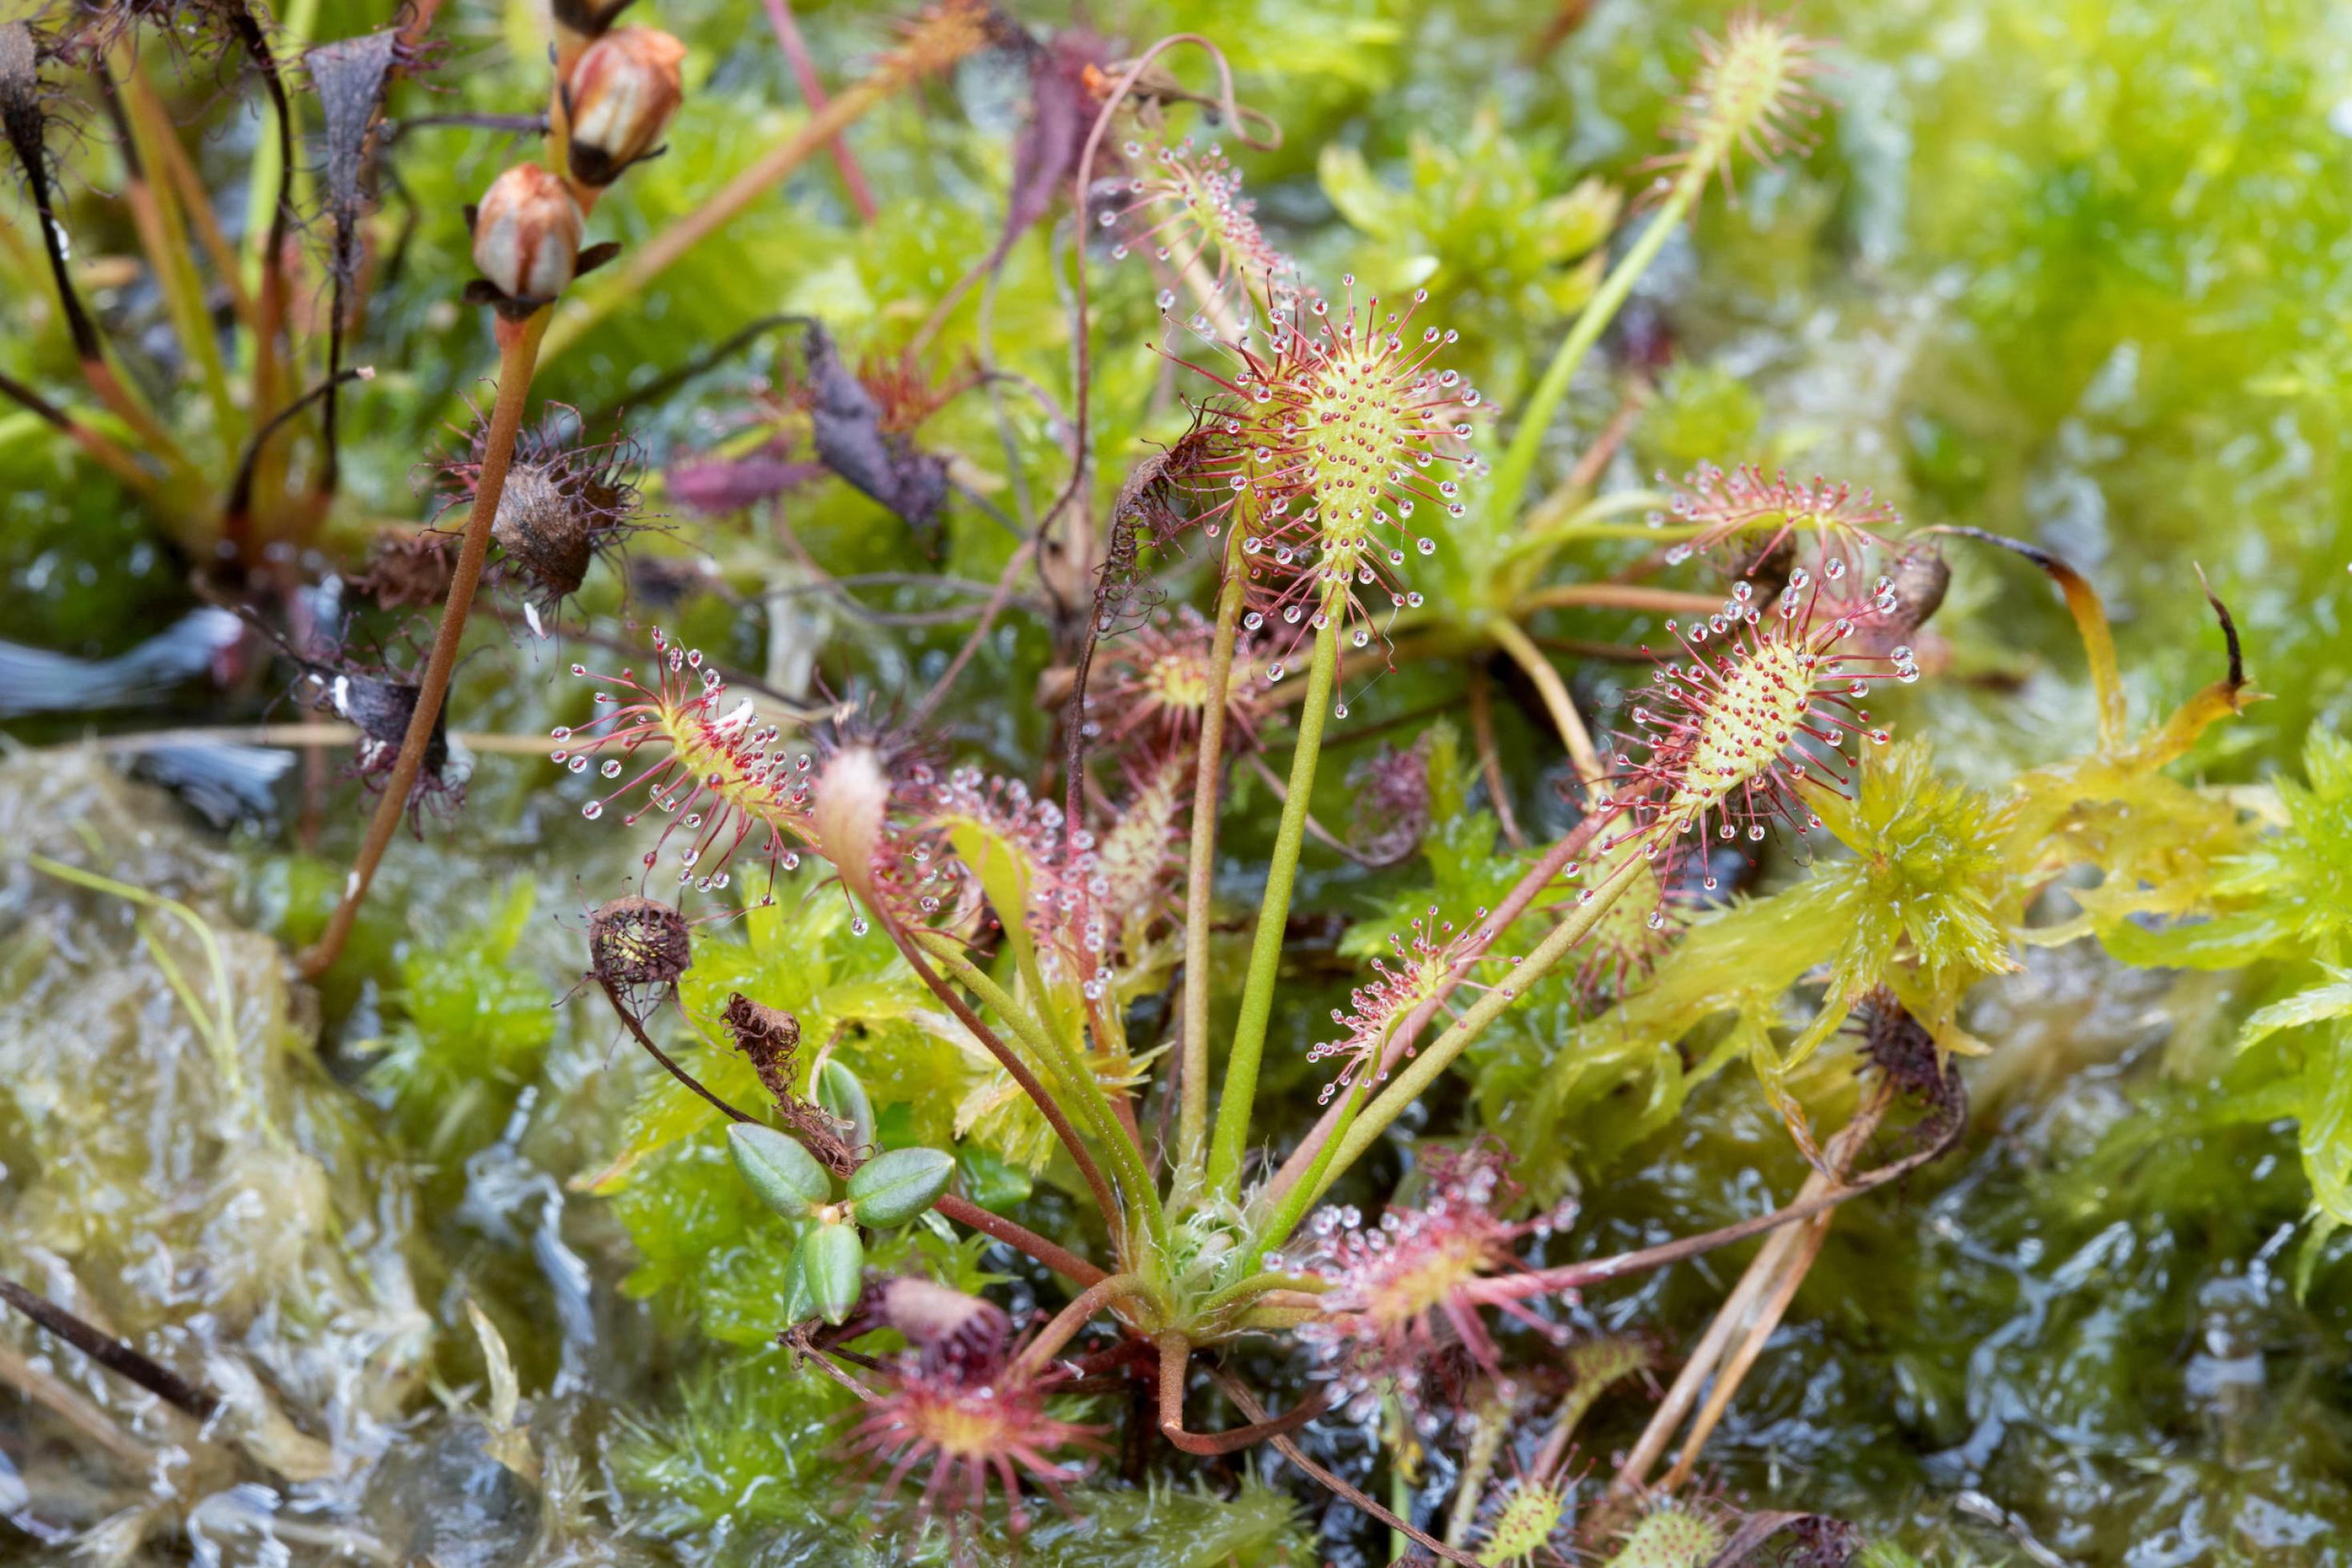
728,1123 -> 832,1217
845,1146 -> 955,1228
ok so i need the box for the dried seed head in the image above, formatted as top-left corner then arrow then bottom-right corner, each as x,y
492,465 -> 591,599
439,403 -> 647,624
303,662 -> 468,820
563,26 -> 685,187
588,894 -> 691,989
351,529 -> 456,609
470,162 -> 583,305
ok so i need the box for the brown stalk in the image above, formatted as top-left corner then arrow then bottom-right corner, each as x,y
1152,1335 -> 1333,1458
1651,1080 -> 1895,1494
299,311 -> 550,978
0,1274 -> 221,1422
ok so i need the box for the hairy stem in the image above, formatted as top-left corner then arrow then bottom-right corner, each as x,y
1178,527 -> 1250,1169
1310,831 -> 1656,1203
299,311 -> 548,978
918,935 -> 1168,1247
1205,583 -> 1343,1194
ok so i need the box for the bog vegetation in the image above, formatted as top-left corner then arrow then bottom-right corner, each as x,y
2,1 -> 2350,1565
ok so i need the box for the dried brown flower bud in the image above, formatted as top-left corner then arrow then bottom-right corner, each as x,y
469,162 -> 582,305
564,26 -> 685,187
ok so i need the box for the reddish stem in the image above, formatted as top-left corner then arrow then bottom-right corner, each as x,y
758,0 -> 878,221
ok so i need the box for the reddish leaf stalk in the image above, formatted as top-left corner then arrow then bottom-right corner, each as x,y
299,311 -> 550,979
757,0 -> 877,221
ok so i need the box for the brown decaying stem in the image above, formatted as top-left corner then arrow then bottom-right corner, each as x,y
595,980 -> 1106,1286
1472,1094 -> 1954,1307
1620,1080 -> 1894,1494
757,0 -> 877,221
1467,664 -> 1527,849
0,1274 -> 221,1422
299,311 -> 549,979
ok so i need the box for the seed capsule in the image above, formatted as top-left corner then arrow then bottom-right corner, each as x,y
471,163 -> 584,303
564,27 -> 687,187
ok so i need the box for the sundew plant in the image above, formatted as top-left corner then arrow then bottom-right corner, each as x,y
3,2 -> 2350,1566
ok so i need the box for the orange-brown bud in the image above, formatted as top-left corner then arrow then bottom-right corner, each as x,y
471,163 -> 583,304
564,26 -> 686,188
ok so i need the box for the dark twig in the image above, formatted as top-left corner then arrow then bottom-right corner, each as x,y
0,1275 -> 221,1422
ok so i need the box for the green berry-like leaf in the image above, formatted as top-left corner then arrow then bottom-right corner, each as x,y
728,1123 -> 832,1218
845,1146 -> 954,1228
795,1221 -> 865,1325
817,1059 -> 876,1152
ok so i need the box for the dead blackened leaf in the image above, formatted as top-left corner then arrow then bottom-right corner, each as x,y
804,321 -> 949,535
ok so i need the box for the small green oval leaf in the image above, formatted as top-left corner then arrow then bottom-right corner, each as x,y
799,1221 -> 865,1325
728,1123 -> 832,1218
845,1146 -> 955,1228
817,1060 -> 875,1151
777,1241 -> 815,1325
